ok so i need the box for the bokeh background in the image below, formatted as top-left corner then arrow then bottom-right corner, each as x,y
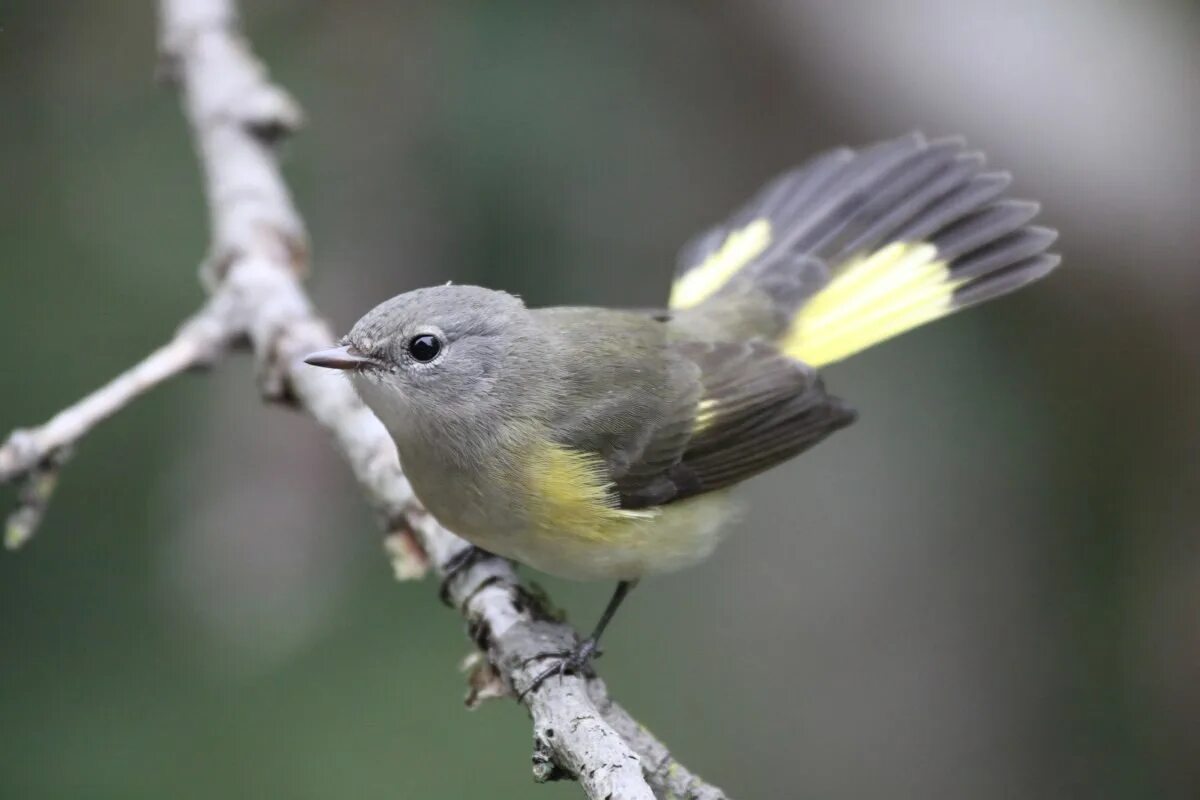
2,1 -> 1198,797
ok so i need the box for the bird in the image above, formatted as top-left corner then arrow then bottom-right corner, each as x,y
304,133 -> 1059,694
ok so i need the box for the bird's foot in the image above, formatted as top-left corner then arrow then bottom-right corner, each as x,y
438,545 -> 493,607
518,638 -> 601,700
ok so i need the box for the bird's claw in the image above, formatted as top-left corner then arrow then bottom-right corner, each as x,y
518,638 -> 601,700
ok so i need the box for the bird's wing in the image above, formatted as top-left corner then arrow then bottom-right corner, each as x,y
535,307 -> 854,509
611,339 -> 856,509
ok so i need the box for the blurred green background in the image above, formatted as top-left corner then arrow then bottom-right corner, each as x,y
2,1 -> 1198,798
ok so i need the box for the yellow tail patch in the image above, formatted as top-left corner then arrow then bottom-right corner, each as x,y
669,219 -> 772,310
781,242 -> 963,368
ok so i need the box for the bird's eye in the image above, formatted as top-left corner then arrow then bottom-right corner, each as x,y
408,334 -> 441,362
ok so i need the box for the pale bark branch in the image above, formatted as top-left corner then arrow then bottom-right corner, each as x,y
0,300 -> 236,547
0,2 -> 730,798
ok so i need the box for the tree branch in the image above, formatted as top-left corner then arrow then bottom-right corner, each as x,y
0,2 -> 730,798
0,300 -> 235,547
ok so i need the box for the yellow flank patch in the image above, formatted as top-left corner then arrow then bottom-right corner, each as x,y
781,241 -> 962,367
669,219 -> 772,309
525,441 -> 656,543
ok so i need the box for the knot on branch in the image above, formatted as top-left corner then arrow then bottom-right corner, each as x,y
158,1 -> 302,145
201,218 -> 310,290
236,82 -> 304,144
461,650 -> 509,709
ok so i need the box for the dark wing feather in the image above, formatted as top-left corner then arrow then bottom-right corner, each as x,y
615,340 -> 856,509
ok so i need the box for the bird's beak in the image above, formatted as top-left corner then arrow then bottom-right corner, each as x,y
303,344 -> 376,371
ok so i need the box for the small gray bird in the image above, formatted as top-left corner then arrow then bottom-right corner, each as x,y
305,133 -> 1059,692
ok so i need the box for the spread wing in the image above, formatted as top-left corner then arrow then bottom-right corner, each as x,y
612,340 -> 856,509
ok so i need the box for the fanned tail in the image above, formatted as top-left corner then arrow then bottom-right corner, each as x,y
668,133 -> 1059,368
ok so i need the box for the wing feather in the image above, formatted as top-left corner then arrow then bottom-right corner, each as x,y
615,340 -> 855,509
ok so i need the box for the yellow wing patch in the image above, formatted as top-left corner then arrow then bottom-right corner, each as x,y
525,442 -> 656,543
692,398 -> 720,433
669,219 -> 772,310
781,241 -> 963,368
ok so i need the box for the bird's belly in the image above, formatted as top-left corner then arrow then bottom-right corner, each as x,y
399,441 -> 738,581
506,490 -> 738,580
416,474 -> 737,581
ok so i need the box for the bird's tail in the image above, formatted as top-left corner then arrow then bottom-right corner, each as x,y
668,133 -> 1059,368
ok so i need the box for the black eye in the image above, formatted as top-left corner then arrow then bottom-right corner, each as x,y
408,334 -> 441,362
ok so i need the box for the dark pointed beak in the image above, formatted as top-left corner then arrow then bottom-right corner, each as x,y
303,345 -> 376,371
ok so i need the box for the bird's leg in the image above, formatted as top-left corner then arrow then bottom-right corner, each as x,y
438,544 -> 495,607
519,579 -> 638,699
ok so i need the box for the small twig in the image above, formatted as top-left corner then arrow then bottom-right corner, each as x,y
0,302 -> 236,544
